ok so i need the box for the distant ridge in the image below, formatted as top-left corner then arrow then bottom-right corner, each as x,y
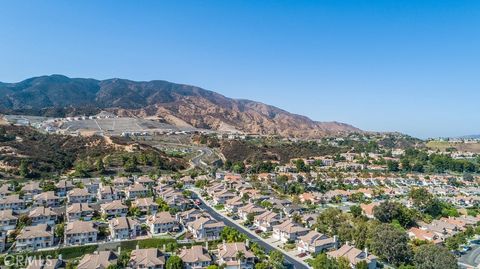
0,75 -> 361,138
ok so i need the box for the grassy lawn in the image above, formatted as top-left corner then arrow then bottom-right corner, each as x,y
214,204 -> 225,210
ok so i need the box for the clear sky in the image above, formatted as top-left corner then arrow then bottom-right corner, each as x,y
1,1 -> 479,138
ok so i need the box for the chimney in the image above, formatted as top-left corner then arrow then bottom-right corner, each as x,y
58,254 -> 63,261
136,244 -> 139,250
364,248 -> 368,257
205,241 -> 209,249
117,246 -> 121,254
245,239 -> 250,248
333,235 -> 337,243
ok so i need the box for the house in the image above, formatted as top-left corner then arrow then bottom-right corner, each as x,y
0,210 -> 17,231
177,208 -> 205,225
360,203 -> 378,219
0,184 -> 12,198
65,220 -> 98,246
55,180 -> 74,197
113,177 -> 132,188
408,227 -> 442,244
147,211 -> 178,234
16,224 -> 54,251
302,213 -> 319,228
179,245 -> 212,269
28,206 -> 59,226
297,231 -> 338,254
272,220 -> 309,243
238,203 -> 266,221
135,175 -> 156,187
97,184 -> 117,201
80,178 -> 101,195
224,197 -> 244,213
126,183 -> 148,199
67,188 -> 92,204
327,244 -> 377,269
212,189 -> 236,205
299,192 -> 320,204
77,251 -> 117,269
67,203 -> 94,221
109,217 -> 140,240
217,242 -> 255,269
0,194 -> 26,212
34,191 -> 61,208
254,211 -> 283,232
133,197 -> 159,214
22,182 -> 43,201
187,217 -> 225,240
129,248 -> 165,269
100,200 -> 128,218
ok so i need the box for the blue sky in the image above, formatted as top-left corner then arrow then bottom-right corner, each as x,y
1,1 -> 479,138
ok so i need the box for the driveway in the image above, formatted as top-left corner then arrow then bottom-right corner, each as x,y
190,189 -> 310,269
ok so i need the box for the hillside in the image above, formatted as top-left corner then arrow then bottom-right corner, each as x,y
0,125 -> 186,178
0,75 -> 361,138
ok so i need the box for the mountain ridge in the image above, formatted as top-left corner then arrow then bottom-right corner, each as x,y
0,75 -> 361,138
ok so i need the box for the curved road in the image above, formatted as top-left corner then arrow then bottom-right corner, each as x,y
191,191 -> 310,269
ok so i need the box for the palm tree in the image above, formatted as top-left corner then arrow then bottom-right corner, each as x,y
235,251 -> 245,269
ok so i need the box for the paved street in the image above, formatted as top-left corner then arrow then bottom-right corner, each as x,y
191,190 -> 310,269
459,244 -> 480,268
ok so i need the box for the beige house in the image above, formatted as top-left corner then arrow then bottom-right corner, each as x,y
327,244 -> 377,269
67,188 -> 92,204
217,242 -> 255,269
100,200 -> 128,218
187,217 -> 225,240
253,211 -> 283,232
16,224 -> 54,251
0,194 -> 26,212
129,248 -> 165,269
67,203 -> 94,221
272,220 -> 309,243
109,216 -> 140,240
34,191 -> 62,208
179,245 -> 212,269
133,197 -> 158,214
65,220 -> 98,246
147,211 -> 178,234
28,206 -> 59,226
297,231 -> 337,254
126,183 -> 148,199
77,251 -> 117,269
0,209 -> 17,231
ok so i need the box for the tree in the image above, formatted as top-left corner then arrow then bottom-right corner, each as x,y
350,205 -> 362,218
255,262 -> 269,269
19,160 -> 30,177
387,160 -> 400,172
369,224 -> 412,266
55,222 -> 65,240
413,244 -> 457,269
96,157 -> 105,174
373,201 -> 416,228
221,227 -> 247,243
356,260 -> 368,269
166,255 -> 183,269
18,214 -> 32,228
315,208 -> 348,237
311,253 -> 338,269
269,250 -> 285,269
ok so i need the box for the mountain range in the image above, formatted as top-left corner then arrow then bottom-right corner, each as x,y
0,75 -> 361,138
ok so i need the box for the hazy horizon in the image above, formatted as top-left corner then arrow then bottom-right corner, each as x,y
1,1 -> 479,138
